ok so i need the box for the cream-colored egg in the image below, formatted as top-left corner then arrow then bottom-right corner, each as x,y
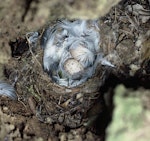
70,45 -> 86,59
70,45 -> 95,68
64,59 -> 84,75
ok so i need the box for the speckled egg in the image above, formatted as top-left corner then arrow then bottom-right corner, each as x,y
64,59 -> 84,75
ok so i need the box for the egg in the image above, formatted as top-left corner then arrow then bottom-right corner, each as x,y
64,59 -> 84,76
70,45 -> 95,68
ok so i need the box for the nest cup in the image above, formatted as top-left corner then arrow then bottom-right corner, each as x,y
36,20 -> 109,128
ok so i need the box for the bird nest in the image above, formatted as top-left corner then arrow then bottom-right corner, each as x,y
5,49 -> 108,128
5,20 -> 110,128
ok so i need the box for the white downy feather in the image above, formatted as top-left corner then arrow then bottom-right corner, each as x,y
0,81 -> 17,100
